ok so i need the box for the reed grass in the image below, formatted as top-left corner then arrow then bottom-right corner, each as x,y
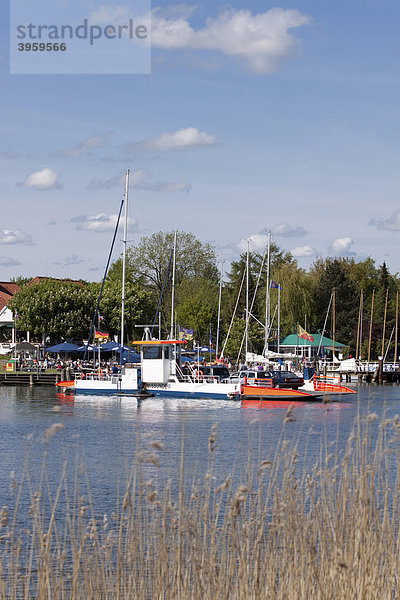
1,408 -> 400,598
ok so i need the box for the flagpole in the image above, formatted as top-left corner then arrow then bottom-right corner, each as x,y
368,289 -> 375,363
296,323 -> 299,369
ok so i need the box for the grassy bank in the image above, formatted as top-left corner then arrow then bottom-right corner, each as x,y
1,410 -> 400,598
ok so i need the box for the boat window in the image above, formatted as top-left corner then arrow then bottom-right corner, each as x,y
143,346 -> 163,360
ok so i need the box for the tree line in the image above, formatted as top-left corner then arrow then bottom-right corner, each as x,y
8,231 -> 400,361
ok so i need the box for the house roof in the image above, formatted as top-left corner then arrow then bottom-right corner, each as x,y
0,282 -> 20,311
280,333 -> 345,348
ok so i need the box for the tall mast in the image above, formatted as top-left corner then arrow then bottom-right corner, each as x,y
395,291 -> 399,366
277,284 -> 281,354
381,288 -> 389,359
245,240 -> 249,364
216,261 -> 224,359
120,169 -> 129,347
170,231 -> 177,339
332,288 -> 336,362
264,231 -> 271,353
368,289 -> 375,363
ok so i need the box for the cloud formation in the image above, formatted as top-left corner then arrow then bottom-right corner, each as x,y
87,170 -> 192,193
0,230 -> 34,245
273,224 -> 307,238
329,237 -> 354,256
290,245 -> 315,257
238,234 -> 268,252
54,255 -> 86,266
369,209 -> 400,232
151,7 -> 311,73
0,256 -> 21,266
18,168 -> 62,190
54,132 -> 113,158
70,213 -> 136,233
124,127 -> 218,153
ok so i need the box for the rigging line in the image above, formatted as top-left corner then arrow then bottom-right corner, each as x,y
317,292 -> 333,356
235,247 -> 268,364
220,268 -> 246,358
383,325 -> 395,363
150,247 -> 174,338
84,192 -> 125,361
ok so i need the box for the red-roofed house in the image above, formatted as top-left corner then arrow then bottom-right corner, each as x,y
0,282 -> 20,351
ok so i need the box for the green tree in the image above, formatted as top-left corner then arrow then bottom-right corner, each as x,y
99,259 -> 154,343
176,277 -> 219,343
128,231 -> 219,334
9,280 -> 99,343
309,258 -> 359,347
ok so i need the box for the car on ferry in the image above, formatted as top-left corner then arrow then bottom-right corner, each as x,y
233,369 -> 304,390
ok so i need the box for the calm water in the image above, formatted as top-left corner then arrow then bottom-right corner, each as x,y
0,384 -> 400,519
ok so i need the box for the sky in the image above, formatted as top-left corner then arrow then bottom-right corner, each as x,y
1,0 -> 400,281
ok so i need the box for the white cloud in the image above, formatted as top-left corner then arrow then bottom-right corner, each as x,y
290,245 -> 315,257
0,230 -> 34,245
89,6 -> 131,24
125,127 -> 218,153
0,256 -> 21,266
54,255 -> 86,266
54,132 -> 113,158
273,224 -> 307,238
87,170 -> 192,193
238,234 -> 268,252
329,237 -> 354,256
151,7 -> 311,73
70,213 -> 136,233
369,209 -> 400,232
18,168 -> 62,190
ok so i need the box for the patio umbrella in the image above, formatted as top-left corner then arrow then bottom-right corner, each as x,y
15,342 -> 36,353
46,342 -> 79,353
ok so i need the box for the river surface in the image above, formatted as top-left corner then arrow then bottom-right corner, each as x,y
0,384 -> 400,520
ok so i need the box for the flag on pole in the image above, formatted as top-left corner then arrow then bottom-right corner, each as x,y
178,326 -> 194,341
94,329 -> 109,340
298,325 -> 314,342
270,280 -> 282,289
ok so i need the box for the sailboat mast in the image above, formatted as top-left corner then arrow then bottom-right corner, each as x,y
216,261 -> 224,359
277,284 -> 281,354
170,232 -> 177,339
264,231 -> 271,353
245,240 -> 249,364
332,288 -> 336,362
120,169 -> 129,347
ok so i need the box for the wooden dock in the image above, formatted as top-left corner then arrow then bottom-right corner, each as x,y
0,372 -> 68,386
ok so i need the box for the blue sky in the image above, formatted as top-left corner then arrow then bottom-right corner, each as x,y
1,0 -> 400,280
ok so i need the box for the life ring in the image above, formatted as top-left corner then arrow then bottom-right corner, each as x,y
194,370 -> 203,381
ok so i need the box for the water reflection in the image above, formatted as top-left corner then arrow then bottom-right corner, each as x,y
0,383 -> 399,521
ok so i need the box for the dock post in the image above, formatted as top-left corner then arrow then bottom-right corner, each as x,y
378,356 -> 383,385
29,374 -> 34,386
